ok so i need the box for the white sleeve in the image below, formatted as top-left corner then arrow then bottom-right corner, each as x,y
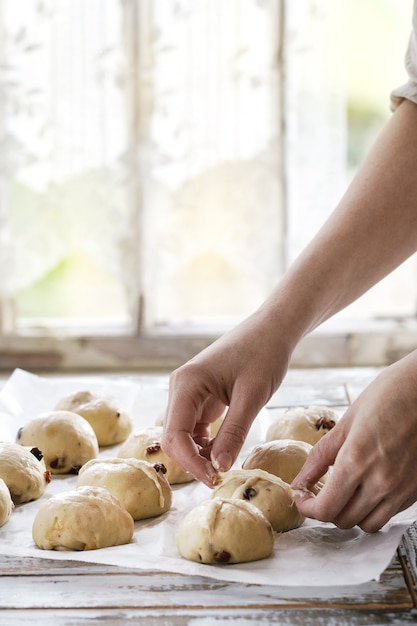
391,0 -> 417,110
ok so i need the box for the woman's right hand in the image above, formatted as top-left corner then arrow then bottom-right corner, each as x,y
161,310 -> 291,487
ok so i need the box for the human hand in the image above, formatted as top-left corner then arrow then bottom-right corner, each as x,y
292,351 -> 417,532
161,312 -> 291,487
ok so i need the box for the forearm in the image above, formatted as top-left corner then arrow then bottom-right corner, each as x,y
260,98 -> 417,346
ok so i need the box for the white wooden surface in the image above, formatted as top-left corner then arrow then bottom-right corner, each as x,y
1,366 -> 416,625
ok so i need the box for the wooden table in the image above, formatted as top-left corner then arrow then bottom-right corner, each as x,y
1,367 -> 417,625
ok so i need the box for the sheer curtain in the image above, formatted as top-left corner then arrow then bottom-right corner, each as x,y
134,0 -> 285,326
0,0 -> 359,334
0,0 -> 289,331
0,0 -> 137,327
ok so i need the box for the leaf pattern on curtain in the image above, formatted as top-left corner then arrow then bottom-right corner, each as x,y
0,0 -> 136,301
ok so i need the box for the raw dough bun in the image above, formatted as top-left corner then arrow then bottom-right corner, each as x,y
77,457 -> 172,520
265,406 -> 338,445
55,390 -> 133,447
176,497 -> 274,564
118,426 -> 194,485
0,478 -> 14,526
0,442 -> 51,504
17,411 -> 99,474
243,439 -> 312,484
212,468 -> 304,532
32,485 -> 134,551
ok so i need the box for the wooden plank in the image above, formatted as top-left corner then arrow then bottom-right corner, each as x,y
1,607 -> 417,626
0,561 -> 412,611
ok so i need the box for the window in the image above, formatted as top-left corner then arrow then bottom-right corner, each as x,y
0,0 -> 415,371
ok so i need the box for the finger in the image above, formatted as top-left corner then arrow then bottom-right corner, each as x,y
291,426 -> 344,491
350,491 -> 417,534
162,388 -> 219,487
193,396 -> 227,446
293,458 -> 360,523
161,426 -> 219,487
199,440 -> 214,461
210,381 -> 267,472
330,474 -> 397,530
356,498 -> 401,534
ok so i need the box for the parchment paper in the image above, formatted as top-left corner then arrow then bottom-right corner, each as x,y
0,368 -> 415,587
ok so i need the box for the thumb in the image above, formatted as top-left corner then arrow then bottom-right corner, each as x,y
291,427 -> 342,491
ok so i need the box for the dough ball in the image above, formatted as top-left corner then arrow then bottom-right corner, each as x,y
55,390 -> 133,447
32,487 -> 134,550
0,442 -> 51,504
17,411 -> 99,474
118,426 -> 194,485
176,497 -> 274,564
32,485 -> 134,551
212,469 -> 304,532
0,478 -> 14,526
265,406 -> 338,445
77,457 -> 172,520
243,439 -> 312,484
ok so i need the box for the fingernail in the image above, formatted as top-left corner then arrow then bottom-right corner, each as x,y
211,452 -> 232,472
292,488 -> 315,500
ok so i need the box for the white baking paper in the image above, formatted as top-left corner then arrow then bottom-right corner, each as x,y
0,368 -> 415,587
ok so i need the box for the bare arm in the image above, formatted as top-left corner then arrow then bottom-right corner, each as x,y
264,98 -> 417,340
162,99 -> 417,496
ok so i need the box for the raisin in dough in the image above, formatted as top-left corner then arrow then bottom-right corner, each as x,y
32,486 -> 134,551
176,497 -> 274,564
17,410 -> 99,474
77,457 -> 172,520
243,439 -> 313,484
0,442 -> 51,504
212,468 -> 304,532
55,390 -> 133,447
265,406 -> 338,445
118,426 -> 193,485
0,478 -> 14,526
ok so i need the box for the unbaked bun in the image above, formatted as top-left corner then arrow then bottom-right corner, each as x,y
212,469 -> 304,532
32,486 -> 134,551
55,390 -> 133,447
0,478 -> 14,526
265,406 -> 338,445
243,439 -> 312,484
0,442 -> 51,504
17,411 -> 99,474
118,426 -> 193,485
176,497 -> 274,564
77,457 -> 172,520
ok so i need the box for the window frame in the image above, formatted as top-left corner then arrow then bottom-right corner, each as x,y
1,0 -> 417,373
